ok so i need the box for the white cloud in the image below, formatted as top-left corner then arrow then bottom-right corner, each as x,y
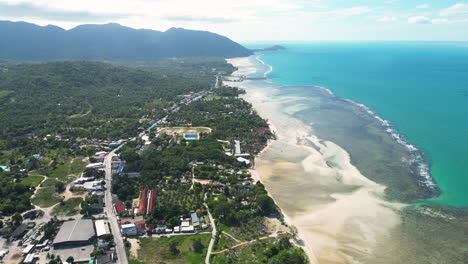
378,16 -> 398,22
407,16 -> 431,24
0,0 -> 303,28
416,4 -> 429,9
296,6 -> 372,21
440,3 -> 468,16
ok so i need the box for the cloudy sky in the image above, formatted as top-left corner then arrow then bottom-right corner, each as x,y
1,0 -> 468,41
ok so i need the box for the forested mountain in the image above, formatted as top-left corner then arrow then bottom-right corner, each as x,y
0,21 -> 252,61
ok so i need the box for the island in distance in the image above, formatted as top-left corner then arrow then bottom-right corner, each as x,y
251,45 -> 287,52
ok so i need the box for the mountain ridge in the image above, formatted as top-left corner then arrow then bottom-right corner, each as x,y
0,20 -> 252,61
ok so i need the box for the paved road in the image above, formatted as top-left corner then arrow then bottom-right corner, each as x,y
204,202 -> 216,264
104,147 -> 128,264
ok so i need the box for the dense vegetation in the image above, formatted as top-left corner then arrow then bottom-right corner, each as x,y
212,236 -> 307,264
0,58 -> 232,217
0,21 -> 252,61
0,172 -> 34,214
0,61 -> 208,141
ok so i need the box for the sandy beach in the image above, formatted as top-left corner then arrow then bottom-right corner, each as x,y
225,57 -> 405,264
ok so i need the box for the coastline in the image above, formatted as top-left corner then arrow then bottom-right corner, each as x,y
225,59 -> 319,263
225,55 -> 403,264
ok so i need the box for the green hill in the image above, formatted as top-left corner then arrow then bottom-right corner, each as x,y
0,21 -> 252,61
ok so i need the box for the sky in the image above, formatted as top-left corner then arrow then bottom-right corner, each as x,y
1,0 -> 468,41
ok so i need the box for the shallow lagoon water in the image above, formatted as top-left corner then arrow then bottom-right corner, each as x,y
256,42 -> 468,207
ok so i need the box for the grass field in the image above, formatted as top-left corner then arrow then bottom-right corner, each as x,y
137,234 -> 210,264
21,175 -> 44,187
48,158 -> 86,183
51,197 -> 83,216
31,187 -> 63,208
211,238 -> 277,264
41,178 -> 61,187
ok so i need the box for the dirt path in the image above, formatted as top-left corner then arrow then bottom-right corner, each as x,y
127,238 -> 140,259
222,231 -> 241,243
211,235 -> 273,255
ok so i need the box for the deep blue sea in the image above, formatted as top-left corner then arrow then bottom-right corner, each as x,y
246,42 -> 468,207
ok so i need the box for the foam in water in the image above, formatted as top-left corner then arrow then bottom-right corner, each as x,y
338,97 -> 437,188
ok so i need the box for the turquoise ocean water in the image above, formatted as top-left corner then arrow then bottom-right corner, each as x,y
248,42 -> 468,207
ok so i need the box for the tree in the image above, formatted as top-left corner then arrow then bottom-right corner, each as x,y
66,256 -> 74,263
12,212 -> 23,226
192,238 -> 204,253
101,234 -> 114,243
256,194 -> 276,216
55,181 -> 65,193
80,201 -> 92,216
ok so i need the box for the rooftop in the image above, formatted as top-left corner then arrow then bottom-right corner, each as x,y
53,219 -> 95,245
95,220 -> 110,237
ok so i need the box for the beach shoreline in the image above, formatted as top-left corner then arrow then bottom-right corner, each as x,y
224,55 -> 405,264
225,58 -> 320,264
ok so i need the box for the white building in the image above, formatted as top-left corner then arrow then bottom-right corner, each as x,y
234,140 -> 241,155
22,245 -> 35,255
95,220 -> 110,237
86,163 -> 104,169
237,157 -> 251,165
181,226 -> 194,233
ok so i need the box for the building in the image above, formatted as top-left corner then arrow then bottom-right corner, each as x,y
114,202 -> 126,214
191,212 -> 199,227
23,253 -> 38,264
22,244 -> 35,255
53,219 -> 95,248
90,191 -> 105,213
95,220 -> 110,238
234,140 -> 241,155
109,141 -> 122,148
11,224 -> 28,240
86,163 -> 104,169
96,253 -> 113,264
181,226 -> 194,233
121,224 -> 138,236
138,188 -> 148,214
147,189 -> 155,213
237,157 -> 251,165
